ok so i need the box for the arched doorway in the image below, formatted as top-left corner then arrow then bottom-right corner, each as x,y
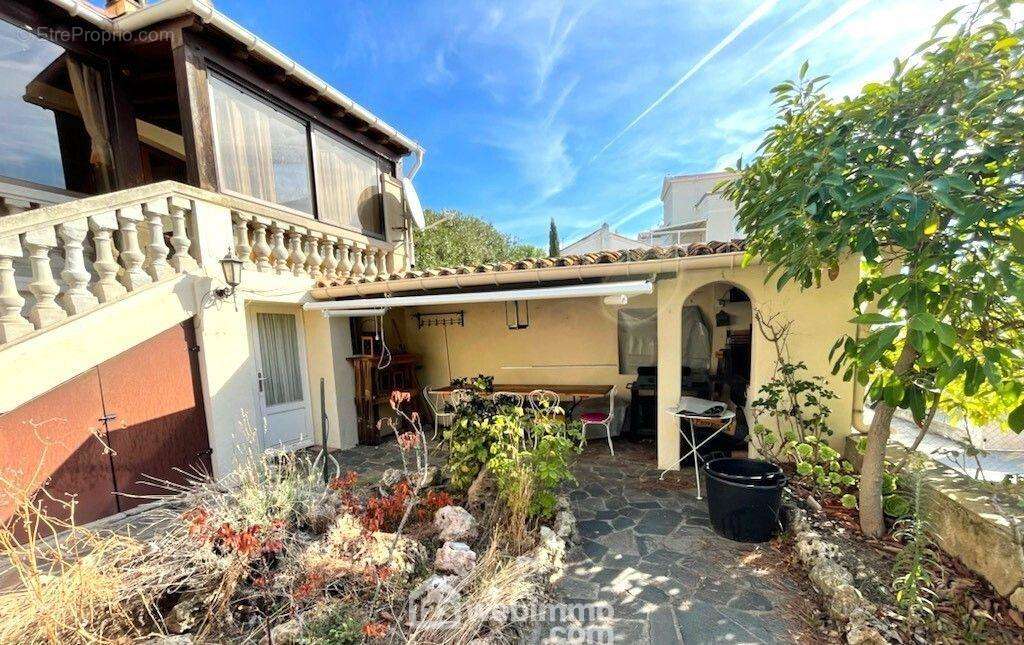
679,281 -> 753,457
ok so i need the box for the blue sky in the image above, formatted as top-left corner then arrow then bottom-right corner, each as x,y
215,0 -> 950,248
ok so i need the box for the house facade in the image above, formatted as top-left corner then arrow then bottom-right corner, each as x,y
638,171 -> 739,247
1,1 -> 862,529
559,223 -> 650,255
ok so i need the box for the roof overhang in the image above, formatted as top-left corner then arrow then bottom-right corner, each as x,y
303,280 -> 655,313
310,250 -> 748,301
44,0 -> 422,160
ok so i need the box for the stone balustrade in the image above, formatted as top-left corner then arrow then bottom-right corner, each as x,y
0,180 -> 409,349
229,210 -> 405,285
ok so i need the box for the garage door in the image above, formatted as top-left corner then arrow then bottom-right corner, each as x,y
0,320 -> 212,530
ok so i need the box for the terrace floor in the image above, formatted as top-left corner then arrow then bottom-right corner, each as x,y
327,437 -> 823,644
546,440 -> 822,644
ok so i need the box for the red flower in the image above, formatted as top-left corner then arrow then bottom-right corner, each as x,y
362,621 -> 389,638
329,471 -> 359,491
397,432 -> 419,452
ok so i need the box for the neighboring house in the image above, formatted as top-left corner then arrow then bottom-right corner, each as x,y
638,171 -> 739,247
559,223 -> 650,255
0,0 -> 861,530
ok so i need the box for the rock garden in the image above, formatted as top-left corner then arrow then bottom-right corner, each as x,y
0,384 -> 580,644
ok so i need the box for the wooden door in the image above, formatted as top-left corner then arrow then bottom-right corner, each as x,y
100,321 -> 212,511
0,319 -> 211,528
0,368 -> 118,527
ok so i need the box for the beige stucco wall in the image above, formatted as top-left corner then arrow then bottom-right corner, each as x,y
396,293 -> 659,413
656,260 -> 860,469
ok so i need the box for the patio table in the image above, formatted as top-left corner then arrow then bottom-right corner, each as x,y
660,406 -> 736,500
433,383 -> 613,415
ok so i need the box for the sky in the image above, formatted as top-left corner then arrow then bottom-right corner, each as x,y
215,0 -> 952,248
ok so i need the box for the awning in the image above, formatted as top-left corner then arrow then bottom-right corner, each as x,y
302,280 -> 653,314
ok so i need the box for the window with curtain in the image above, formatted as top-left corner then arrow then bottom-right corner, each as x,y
209,75 -> 313,214
0,18 -> 111,193
313,130 -> 384,236
255,313 -> 304,407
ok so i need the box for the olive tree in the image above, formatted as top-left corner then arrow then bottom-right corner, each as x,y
722,1 -> 1024,537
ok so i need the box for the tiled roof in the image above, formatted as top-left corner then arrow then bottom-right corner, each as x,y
316,240 -> 746,289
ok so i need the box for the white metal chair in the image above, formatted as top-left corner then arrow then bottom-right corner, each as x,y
527,389 -> 561,417
423,386 -> 459,441
492,391 -> 525,408
580,387 -> 616,455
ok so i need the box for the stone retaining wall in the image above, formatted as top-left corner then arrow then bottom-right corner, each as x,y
844,435 -> 1024,609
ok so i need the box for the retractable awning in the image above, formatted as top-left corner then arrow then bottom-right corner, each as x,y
302,280 -> 653,314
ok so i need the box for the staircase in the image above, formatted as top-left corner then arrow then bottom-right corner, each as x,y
0,180 -> 410,413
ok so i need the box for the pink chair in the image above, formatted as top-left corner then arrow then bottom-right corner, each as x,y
580,387 -> 616,455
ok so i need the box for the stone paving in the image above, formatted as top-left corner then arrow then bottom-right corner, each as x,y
552,440 -> 818,644
326,438 -> 820,643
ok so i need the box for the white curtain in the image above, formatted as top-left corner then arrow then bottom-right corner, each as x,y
211,81 -> 278,202
65,57 -> 113,191
681,306 -> 712,374
256,313 -> 303,407
314,131 -> 381,232
618,308 -> 658,374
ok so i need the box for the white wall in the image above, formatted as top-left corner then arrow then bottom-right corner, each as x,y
660,172 -> 739,241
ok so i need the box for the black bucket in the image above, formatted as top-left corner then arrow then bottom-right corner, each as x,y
704,458 -> 786,543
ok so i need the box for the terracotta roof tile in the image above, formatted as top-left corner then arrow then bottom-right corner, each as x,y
315,240 -> 746,289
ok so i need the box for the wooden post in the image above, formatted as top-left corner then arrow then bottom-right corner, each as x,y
172,33 -> 219,191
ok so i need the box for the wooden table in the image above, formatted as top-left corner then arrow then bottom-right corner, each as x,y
433,383 -> 613,414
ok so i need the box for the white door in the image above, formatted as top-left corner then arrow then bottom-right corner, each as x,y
250,307 -> 313,449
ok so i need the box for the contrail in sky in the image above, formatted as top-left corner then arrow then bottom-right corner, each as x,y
748,0 -> 871,83
592,0 -> 780,160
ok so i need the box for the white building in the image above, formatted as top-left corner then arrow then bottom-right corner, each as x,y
560,223 -> 650,255
638,171 -> 740,247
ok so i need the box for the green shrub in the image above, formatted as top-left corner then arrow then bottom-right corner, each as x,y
300,604 -> 363,644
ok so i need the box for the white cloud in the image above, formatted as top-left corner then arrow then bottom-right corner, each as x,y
613,196 -> 662,229
593,0 -> 781,159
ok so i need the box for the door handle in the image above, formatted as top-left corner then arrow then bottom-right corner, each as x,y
257,370 -> 270,393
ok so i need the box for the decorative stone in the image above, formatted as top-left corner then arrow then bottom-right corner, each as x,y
435,541 -> 477,577
409,574 -> 460,614
269,618 -> 302,644
466,466 -> 496,512
380,468 -> 405,489
164,592 -> 203,634
1011,586 -> 1024,611
434,505 -> 478,542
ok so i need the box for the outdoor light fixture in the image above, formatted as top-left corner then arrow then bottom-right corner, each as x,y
214,251 -> 244,299
505,300 -> 530,330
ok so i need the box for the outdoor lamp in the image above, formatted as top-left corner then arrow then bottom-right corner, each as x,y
214,251 -> 244,299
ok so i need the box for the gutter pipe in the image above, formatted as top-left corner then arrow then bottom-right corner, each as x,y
309,252 -> 747,300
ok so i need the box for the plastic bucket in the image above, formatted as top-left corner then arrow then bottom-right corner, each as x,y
704,458 -> 786,543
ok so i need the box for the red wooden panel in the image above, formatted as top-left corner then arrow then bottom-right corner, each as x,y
0,368 -> 118,529
98,320 -> 212,511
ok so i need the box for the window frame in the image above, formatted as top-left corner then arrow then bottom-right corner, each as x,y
206,66 -> 389,241
0,10 -> 120,194
310,125 -> 387,238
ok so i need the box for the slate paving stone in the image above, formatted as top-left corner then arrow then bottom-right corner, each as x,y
648,606 -> 682,644
634,509 -> 684,535
727,589 -> 775,612
549,441 -> 811,644
578,519 -> 615,539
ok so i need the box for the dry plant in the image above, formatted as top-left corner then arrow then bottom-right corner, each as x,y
405,539 -> 546,645
0,467 -> 193,644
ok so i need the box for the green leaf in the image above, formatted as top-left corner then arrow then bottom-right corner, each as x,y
849,313 -> 893,325
993,36 -> 1019,52
909,312 -> 937,332
1009,403 -> 1024,433
841,493 -> 858,509
1012,228 -> 1024,254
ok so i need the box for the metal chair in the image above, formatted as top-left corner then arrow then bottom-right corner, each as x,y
492,391 -> 525,408
580,387 -> 616,455
423,386 -> 458,441
527,389 -> 561,416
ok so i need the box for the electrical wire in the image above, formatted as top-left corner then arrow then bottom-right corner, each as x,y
376,315 -> 392,370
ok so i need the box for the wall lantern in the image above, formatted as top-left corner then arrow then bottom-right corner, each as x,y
505,300 -> 529,330
715,308 -> 731,327
214,251 -> 244,299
